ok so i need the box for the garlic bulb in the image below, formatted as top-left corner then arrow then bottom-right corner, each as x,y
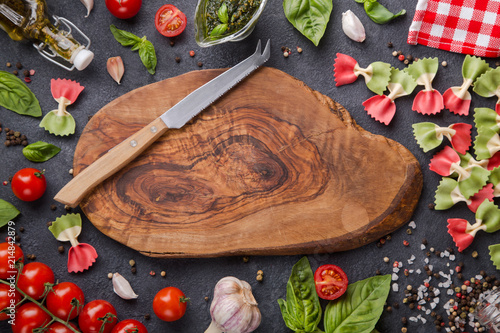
342,10 -> 366,42
112,273 -> 138,300
205,276 -> 261,333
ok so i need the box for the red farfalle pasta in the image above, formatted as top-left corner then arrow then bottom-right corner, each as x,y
51,78 -> 85,104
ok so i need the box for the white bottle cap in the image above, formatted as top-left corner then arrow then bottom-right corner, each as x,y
73,49 -> 94,71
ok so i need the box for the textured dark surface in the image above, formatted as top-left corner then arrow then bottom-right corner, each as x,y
0,0 -> 498,332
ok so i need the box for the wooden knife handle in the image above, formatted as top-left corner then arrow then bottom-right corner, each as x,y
54,117 -> 169,208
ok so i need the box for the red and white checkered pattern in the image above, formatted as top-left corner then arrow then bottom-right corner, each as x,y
407,0 -> 500,58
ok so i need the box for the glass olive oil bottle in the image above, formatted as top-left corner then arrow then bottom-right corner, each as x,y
0,0 -> 93,70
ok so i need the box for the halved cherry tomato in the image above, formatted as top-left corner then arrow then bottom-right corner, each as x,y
46,282 -> 85,321
111,319 -> 148,333
17,262 -> 55,300
313,264 -> 348,300
155,5 -> 187,37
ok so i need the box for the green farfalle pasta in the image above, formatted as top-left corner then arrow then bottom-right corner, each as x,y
459,166 -> 490,200
413,122 -> 440,152
489,244 -> 500,270
435,177 -> 461,210
474,107 -> 500,133
490,167 -> 500,197
405,57 -> 439,87
474,127 -> 500,160
364,62 -> 392,95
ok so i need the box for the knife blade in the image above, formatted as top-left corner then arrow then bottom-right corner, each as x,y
54,39 -> 271,207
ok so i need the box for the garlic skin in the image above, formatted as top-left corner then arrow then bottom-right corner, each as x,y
205,276 -> 261,333
107,56 -> 125,84
112,273 -> 138,300
342,10 -> 366,42
79,0 -> 94,17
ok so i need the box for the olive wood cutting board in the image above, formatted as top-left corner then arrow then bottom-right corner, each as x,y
74,67 -> 423,258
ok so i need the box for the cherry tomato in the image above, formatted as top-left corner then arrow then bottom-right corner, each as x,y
46,282 -> 85,321
0,242 -> 24,279
0,283 -> 21,321
155,5 -> 187,37
105,0 -> 142,19
153,286 -> 188,322
17,262 -> 55,300
13,302 -> 51,333
47,322 -> 80,333
79,299 -> 118,333
314,264 -> 348,300
111,319 -> 148,333
11,168 -> 46,201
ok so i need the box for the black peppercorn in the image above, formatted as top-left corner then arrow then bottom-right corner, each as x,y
175,57 -> 181,63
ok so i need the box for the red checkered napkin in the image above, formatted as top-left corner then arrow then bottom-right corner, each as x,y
407,0 -> 500,57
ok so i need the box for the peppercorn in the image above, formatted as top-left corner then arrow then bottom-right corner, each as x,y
441,61 -> 448,67
296,46 -> 303,53
149,270 -> 156,276
283,51 -> 289,58
129,259 -> 136,267
256,274 -> 263,282
161,271 -> 166,277
189,50 -> 195,57
422,238 -> 428,245
197,62 -> 203,67
393,302 -> 399,309
401,327 -> 407,333
401,316 -> 407,324
50,204 -> 57,211
404,59 -> 409,65
406,55 -> 413,61
64,205 -> 71,211
376,269 -> 381,275
58,245 -> 64,253
398,54 -> 405,61
435,250 -> 441,256
108,273 -> 113,279
472,251 -> 479,258
6,62 -> 11,67
144,314 -> 150,320
19,227 -> 24,233
12,70 -> 17,75
16,62 -> 22,69
428,203 -> 435,210
397,50 -> 403,56
409,303 -> 415,310
384,257 -> 389,263
403,240 -> 409,246
406,229 -> 412,235
392,51 -> 398,57
131,267 -> 137,274
46,221 -> 52,227
23,70 -> 29,77
386,306 -> 392,312
386,234 -> 392,241
15,235 -> 20,242
387,42 -> 393,48
175,57 -> 181,63
170,40 -> 175,46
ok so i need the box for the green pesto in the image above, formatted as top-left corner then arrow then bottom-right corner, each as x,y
205,0 -> 261,38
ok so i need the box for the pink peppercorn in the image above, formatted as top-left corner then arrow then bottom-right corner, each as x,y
398,54 -> 405,61
189,50 -> 195,57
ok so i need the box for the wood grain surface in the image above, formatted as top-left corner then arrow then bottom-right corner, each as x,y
73,67 -> 423,258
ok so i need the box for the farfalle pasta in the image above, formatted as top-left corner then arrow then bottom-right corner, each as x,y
434,177 -> 493,212
40,78 -> 85,136
489,167 -> 500,197
447,200 -> 500,252
474,127 -> 500,160
443,55 -> 490,116
473,67 -> 500,115
362,68 -> 417,125
429,146 -> 490,199
412,122 -> 471,154
489,244 -> 500,270
474,107 -> 500,133
48,213 -> 98,273
333,53 -> 391,95
405,57 -> 443,115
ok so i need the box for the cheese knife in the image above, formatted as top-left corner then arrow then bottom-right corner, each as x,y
54,39 -> 271,207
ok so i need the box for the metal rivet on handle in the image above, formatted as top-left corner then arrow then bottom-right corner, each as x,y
150,126 -> 157,133
130,140 -> 138,147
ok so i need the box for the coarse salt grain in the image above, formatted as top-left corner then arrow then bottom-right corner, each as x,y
399,262 -> 403,268
449,254 -> 455,261
434,297 -> 439,304
409,221 -> 416,229
393,267 -> 400,273
428,264 -> 433,271
421,317 -> 427,324
392,273 -> 399,281
421,244 -> 426,250
418,299 -> 426,305
447,289 -> 454,295
424,258 -> 429,264
443,250 -> 450,257
392,283 -> 399,292
467,287 -> 473,293
431,302 -> 437,309
416,269 -> 421,274
426,309 -> 431,315
409,316 -> 418,322
476,275 -> 483,280
434,289 -> 440,296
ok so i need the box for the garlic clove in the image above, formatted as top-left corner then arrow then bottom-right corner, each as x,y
79,0 -> 94,17
342,10 -> 366,43
112,272 -> 138,300
107,56 -> 125,84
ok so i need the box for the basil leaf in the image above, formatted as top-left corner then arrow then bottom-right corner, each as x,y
110,26 -> 157,75
23,141 -> 61,162
138,40 -> 157,75
110,25 -> 142,47
362,1 -> 406,24
283,0 -> 333,46
0,199 -> 20,228
210,24 -> 228,37
324,275 -> 391,333
217,3 -> 229,24
278,257 -> 323,332
0,71 -> 41,117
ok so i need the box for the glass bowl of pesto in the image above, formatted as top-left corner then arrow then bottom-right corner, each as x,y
195,0 -> 267,47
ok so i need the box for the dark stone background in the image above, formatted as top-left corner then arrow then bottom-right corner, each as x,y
0,0 -> 498,332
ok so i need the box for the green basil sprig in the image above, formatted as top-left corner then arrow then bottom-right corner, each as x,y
278,257 -> 324,333
0,199 -> 20,228
283,0 -> 333,46
23,141 -> 61,162
110,25 -> 157,75
355,0 -> 405,24
0,71 -> 41,117
211,3 -> 229,37
324,275 -> 391,333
